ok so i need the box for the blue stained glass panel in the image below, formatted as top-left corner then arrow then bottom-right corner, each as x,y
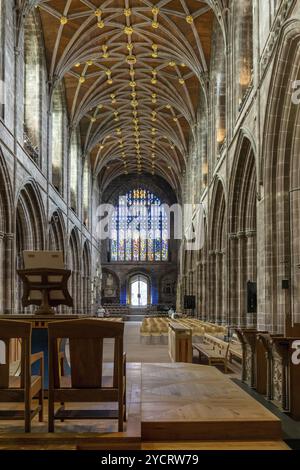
110,187 -> 169,262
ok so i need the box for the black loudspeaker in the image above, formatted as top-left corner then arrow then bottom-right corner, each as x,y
107,251 -> 111,262
184,295 -> 196,310
282,280 -> 289,290
247,281 -> 257,314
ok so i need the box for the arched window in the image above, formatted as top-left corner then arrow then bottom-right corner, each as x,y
51,85 -> 65,193
235,0 -> 253,108
82,158 -> 90,227
210,18 -> 226,161
24,13 -> 41,163
70,130 -> 80,213
110,188 -> 169,262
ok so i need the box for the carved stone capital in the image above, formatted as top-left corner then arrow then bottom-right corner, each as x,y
5,233 -> 14,241
228,233 -> 238,241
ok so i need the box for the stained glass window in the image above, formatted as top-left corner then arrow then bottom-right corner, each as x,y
110,188 -> 169,262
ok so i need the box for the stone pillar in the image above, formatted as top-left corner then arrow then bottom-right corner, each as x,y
237,232 -> 247,327
228,233 -> 238,326
5,233 -> 14,314
202,261 -> 208,321
197,264 -> 201,318
0,232 -> 4,313
246,230 -> 257,328
215,251 -> 223,324
208,251 -> 216,322
246,230 -> 257,280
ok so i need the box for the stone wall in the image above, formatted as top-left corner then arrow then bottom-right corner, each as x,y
180,0 -> 300,335
0,2 -> 100,314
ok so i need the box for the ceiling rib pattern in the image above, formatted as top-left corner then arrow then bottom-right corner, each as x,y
22,0 -> 227,190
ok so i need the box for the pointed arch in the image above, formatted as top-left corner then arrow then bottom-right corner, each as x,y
16,180 -> 46,312
49,209 -> 66,253
23,9 -> 44,164
0,148 -> 13,313
228,133 -> 257,327
82,240 -> 91,314
209,177 -> 226,323
262,20 -> 300,335
68,227 -> 81,313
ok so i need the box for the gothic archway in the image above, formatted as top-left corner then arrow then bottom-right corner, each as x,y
0,149 -> 13,313
16,181 -> 46,312
228,133 -> 257,327
49,209 -> 66,253
209,178 -> 226,324
82,240 -> 91,314
263,22 -> 300,335
68,228 -> 81,313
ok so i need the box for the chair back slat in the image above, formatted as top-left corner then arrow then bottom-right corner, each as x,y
48,319 -> 124,390
69,338 -> 103,388
0,339 -> 10,388
0,320 -> 31,390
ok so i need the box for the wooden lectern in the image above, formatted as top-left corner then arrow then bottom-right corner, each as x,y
17,251 -> 73,315
168,321 -> 193,363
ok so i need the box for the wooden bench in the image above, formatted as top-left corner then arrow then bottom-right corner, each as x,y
193,334 -> 230,373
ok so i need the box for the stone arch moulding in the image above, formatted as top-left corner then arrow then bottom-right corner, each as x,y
262,20 -> 300,335
82,240 -> 92,314
228,133 -> 257,328
235,127 -> 259,188
209,177 -> 226,324
0,148 -> 14,313
16,179 -> 46,250
68,227 -> 81,313
49,208 -> 66,253
15,180 -> 47,313
261,19 -> 300,179
0,147 -> 13,234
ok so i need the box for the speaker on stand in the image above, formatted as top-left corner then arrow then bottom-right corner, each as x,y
247,281 -> 257,314
184,295 -> 196,317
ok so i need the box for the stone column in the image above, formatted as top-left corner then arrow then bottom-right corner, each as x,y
208,251 -> 216,322
202,261 -> 208,321
5,233 -> 14,314
215,251 -> 223,324
237,232 -> 247,327
246,230 -> 257,328
228,233 -> 238,326
246,230 -> 257,281
197,264 -> 201,319
0,232 -> 4,313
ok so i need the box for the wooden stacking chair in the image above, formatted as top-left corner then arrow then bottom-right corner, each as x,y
48,318 -> 126,432
0,319 -> 44,432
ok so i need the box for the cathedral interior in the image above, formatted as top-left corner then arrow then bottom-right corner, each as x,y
0,0 -> 300,453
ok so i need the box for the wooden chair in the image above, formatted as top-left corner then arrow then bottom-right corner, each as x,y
48,318 -> 126,432
0,319 -> 44,432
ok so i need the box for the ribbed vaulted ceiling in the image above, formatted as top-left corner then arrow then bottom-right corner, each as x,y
22,0 -> 227,190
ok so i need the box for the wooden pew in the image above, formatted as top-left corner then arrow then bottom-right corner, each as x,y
193,334 -> 230,373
